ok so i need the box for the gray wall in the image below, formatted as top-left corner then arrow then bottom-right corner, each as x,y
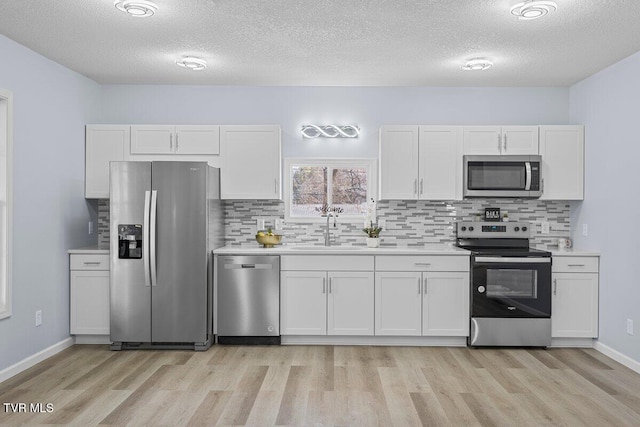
0,35 -> 101,371
570,50 -> 640,362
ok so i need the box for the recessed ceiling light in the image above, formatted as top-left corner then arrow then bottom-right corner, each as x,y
176,57 -> 207,71
461,58 -> 493,71
114,1 -> 158,18
510,1 -> 557,20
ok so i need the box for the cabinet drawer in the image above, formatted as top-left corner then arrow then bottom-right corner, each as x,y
552,256 -> 599,273
375,255 -> 469,272
70,254 -> 110,271
281,255 -> 374,271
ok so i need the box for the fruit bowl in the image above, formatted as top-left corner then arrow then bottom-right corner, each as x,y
255,233 -> 282,248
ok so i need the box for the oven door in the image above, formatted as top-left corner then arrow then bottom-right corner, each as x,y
472,256 -> 551,318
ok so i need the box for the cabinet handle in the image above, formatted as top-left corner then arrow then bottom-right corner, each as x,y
414,262 -> 431,266
498,134 -> 501,153
322,277 -> 326,294
170,133 -> 173,151
83,261 -> 101,265
503,134 -> 507,152
553,278 -> 557,295
175,134 -> 179,151
329,277 -> 332,293
567,264 -> 585,267
420,178 -> 424,195
424,277 -> 428,295
418,278 -> 421,295
414,179 -> 418,196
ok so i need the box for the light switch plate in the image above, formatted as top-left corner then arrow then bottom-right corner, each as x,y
541,222 -> 550,234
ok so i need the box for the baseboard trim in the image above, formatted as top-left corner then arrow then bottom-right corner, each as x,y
594,341 -> 640,374
281,335 -> 468,347
0,337 -> 74,384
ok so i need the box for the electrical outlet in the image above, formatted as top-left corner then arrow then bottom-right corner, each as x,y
256,218 -> 265,231
88,221 -> 94,235
627,319 -> 634,335
582,223 -> 588,236
541,222 -> 550,234
35,310 -> 42,327
275,218 -> 284,230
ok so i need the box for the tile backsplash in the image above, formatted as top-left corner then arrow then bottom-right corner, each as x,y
98,199 -> 572,250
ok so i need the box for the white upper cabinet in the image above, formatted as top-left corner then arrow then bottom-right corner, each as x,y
130,125 -> 220,156
220,125 -> 282,200
379,126 -> 419,200
379,125 -> 462,200
463,126 -> 539,155
539,125 -> 584,200
419,126 -> 463,200
85,125 -> 128,199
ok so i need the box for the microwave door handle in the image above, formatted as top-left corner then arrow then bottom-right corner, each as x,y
525,162 -> 532,191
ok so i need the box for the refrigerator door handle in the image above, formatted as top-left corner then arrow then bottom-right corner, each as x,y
143,190 -> 151,287
150,190 -> 158,287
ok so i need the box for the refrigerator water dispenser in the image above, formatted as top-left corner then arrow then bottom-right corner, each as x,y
118,224 -> 142,259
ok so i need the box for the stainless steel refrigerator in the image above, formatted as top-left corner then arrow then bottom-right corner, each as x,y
109,161 -> 223,350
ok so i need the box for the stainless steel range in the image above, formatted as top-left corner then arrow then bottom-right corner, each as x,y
456,221 -> 552,347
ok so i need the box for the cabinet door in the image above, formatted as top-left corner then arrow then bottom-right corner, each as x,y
552,272 -> 598,338
379,126 -> 419,200
220,125 -> 281,199
418,126 -> 463,200
375,272 -> 422,336
539,125 -> 584,200
463,126 -> 502,155
175,125 -> 220,155
85,125 -> 128,199
328,272 -> 374,335
130,125 -> 174,154
422,272 -> 470,336
281,271 -> 327,335
501,126 -> 539,155
70,270 -> 110,335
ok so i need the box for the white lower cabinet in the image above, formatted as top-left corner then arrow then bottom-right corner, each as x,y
375,269 -> 469,337
551,256 -> 599,338
70,254 -> 110,335
280,256 -> 375,336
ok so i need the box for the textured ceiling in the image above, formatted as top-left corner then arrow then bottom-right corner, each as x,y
1,0 -> 639,86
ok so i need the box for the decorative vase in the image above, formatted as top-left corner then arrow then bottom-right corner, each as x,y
366,237 -> 380,248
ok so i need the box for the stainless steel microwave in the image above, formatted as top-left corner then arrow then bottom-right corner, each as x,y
463,155 -> 542,198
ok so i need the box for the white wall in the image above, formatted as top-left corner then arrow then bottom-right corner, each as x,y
570,50 -> 640,363
100,85 -> 569,158
0,35 -> 101,371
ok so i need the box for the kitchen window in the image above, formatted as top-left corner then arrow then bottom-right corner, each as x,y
0,89 -> 13,320
284,158 -> 377,222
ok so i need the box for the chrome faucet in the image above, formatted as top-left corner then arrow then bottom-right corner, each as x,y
322,213 -> 338,246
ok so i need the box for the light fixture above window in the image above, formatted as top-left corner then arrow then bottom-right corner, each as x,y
114,0 -> 158,17
461,58 -> 493,71
301,125 -> 360,139
176,57 -> 207,71
510,1 -> 557,20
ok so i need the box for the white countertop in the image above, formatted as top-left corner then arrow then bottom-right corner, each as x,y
213,244 -> 470,256
68,246 -> 109,254
547,247 -> 600,257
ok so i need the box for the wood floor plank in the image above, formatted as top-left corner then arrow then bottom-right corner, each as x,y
2,344 -> 640,426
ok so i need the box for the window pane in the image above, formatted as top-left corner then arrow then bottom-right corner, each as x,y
291,166 -> 328,217
332,167 -> 367,216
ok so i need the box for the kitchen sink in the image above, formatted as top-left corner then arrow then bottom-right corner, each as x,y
290,245 -> 365,251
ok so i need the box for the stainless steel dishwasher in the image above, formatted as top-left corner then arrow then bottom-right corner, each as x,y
217,255 -> 280,344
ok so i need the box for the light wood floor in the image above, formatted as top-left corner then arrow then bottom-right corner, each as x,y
1,345 -> 640,426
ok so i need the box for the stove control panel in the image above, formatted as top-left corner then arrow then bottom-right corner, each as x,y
456,221 -> 531,239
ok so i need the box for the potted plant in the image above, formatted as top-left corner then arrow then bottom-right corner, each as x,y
363,222 -> 383,248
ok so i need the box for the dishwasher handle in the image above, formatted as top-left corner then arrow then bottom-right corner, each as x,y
224,263 -> 275,270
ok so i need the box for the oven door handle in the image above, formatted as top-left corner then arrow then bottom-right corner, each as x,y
474,256 -> 551,264
525,161 -> 532,191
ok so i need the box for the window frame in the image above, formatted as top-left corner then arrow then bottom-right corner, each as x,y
0,88 -> 13,320
284,157 -> 377,224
